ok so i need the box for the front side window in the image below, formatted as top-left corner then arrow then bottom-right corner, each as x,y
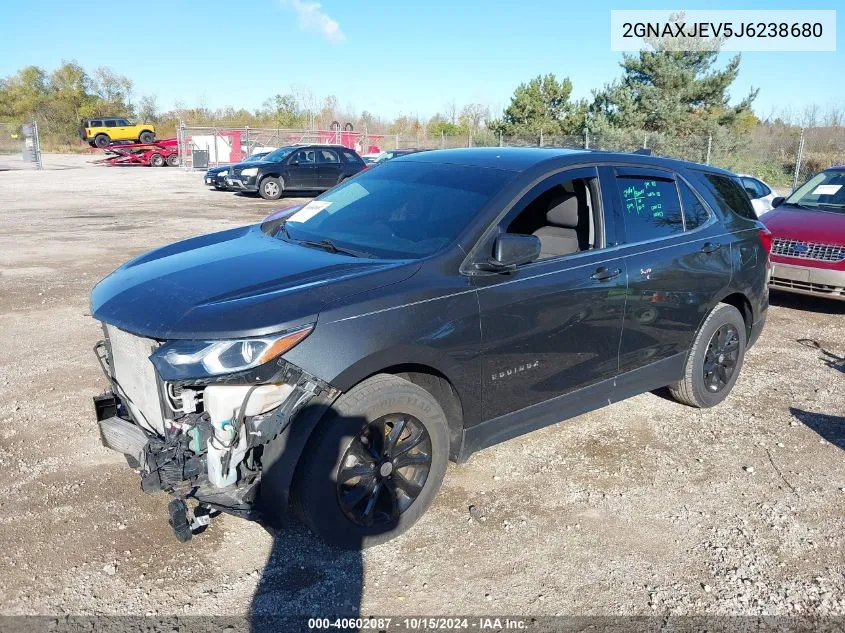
292,149 -> 316,164
617,176 -> 684,243
279,161 -> 510,259
784,170 -> 845,214
506,173 -> 600,259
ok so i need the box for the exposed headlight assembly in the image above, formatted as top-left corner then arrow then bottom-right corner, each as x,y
150,325 -> 312,380
240,167 -> 259,177
218,169 -> 228,177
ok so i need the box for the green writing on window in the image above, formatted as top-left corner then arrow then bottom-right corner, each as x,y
622,180 -> 664,217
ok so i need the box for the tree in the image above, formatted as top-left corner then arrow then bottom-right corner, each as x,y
427,113 -> 466,137
459,103 -> 490,134
489,74 -> 581,137
138,94 -> 159,122
590,18 -> 758,136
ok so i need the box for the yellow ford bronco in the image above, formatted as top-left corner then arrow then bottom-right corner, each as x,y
79,117 -> 156,148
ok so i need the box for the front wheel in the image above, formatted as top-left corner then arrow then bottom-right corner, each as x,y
291,374 -> 449,549
139,131 -> 155,144
259,176 -> 283,200
669,302 -> 747,408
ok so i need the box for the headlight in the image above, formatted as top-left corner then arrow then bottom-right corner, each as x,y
218,169 -> 228,177
240,167 -> 259,177
150,325 -> 312,380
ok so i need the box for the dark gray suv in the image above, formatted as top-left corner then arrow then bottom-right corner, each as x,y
91,148 -> 770,547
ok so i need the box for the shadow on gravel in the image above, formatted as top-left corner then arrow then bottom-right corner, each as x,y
249,523 -> 363,632
249,409 -> 398,632
769,290 -> 845,315
796,339 -> 845,373
790,407 -> 845,451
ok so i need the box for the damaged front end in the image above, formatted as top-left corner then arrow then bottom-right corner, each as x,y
93,323 -> 337,541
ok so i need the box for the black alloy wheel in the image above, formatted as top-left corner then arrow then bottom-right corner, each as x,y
703,323 -> 740,392
336,414 -> 432,527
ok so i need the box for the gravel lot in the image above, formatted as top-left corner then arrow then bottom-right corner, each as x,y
0,154 -> 843,619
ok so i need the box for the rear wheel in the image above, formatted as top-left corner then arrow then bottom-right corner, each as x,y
149,153 -> 165,167
94,134 -> 111,148
259,176 -> 283,200
139,130 -> 155,144
669,303 -> 747,408
292,374 -> 449,549
166,154 -> 179,167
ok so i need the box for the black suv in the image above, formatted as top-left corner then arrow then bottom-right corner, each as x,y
224,144 -> 367,199
90,148 -> 770,548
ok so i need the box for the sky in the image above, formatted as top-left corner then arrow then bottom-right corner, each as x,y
0,0 -> 842,122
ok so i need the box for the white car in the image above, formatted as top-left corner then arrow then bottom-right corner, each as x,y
738,174 -> 777,217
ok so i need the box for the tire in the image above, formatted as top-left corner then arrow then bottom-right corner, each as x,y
139,130 -> 155,144
94,134 -> 111,148
259,176 -> 283,200
166,154 -> 179,167
669,302 -> 747,408
149,153 -> 165,167
291,374 -> 449,549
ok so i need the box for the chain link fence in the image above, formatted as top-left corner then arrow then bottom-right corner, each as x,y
173,121 -> 845,190
176,125 -> 387,169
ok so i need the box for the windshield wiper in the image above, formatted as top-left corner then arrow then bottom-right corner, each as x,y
294,237 -> 376,258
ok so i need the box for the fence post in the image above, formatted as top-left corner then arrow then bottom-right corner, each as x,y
499,131 -> 503,147
539,129 -> 544,147
212,127 -> 218,165
706,133 -> 712,165
441,132 -> 445,149
395,134 -> 399,149
468,130 -> 472,148
245,126 -> 250,158
584,128 -> 589,150
792,128 -> 805,190
643,133 -> 648,149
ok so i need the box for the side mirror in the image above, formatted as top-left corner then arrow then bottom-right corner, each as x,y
479,234 -> 541,272
771,196 -> 785,208
290,160 -> 299,166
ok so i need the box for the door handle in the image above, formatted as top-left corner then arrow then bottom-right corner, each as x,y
700,242 -> 722,254
591,266 -> 622,281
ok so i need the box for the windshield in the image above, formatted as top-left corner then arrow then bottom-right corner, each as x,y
785,170 -> 845,213
247,152 -> 269,161
278,161 -> 511,259
262,146 -> 296,162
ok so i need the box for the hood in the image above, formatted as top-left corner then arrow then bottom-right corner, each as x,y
206,165 -> 230,175
91,225 -> 420,340
762,206 -> 845,245
233,159 -> 268,170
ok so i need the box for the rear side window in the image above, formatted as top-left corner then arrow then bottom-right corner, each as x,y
90,120 -> 102,127
679,181 -> 710,230
617,176 -> 684,243
342,150 -> 362,163
318,149 -> 339,163
703,173 -> 757,220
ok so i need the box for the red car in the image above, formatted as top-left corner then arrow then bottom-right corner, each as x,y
762,166 -> 845,301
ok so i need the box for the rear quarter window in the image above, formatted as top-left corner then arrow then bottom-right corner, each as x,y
342,150 -> 363,163
702,172 -> 757,220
